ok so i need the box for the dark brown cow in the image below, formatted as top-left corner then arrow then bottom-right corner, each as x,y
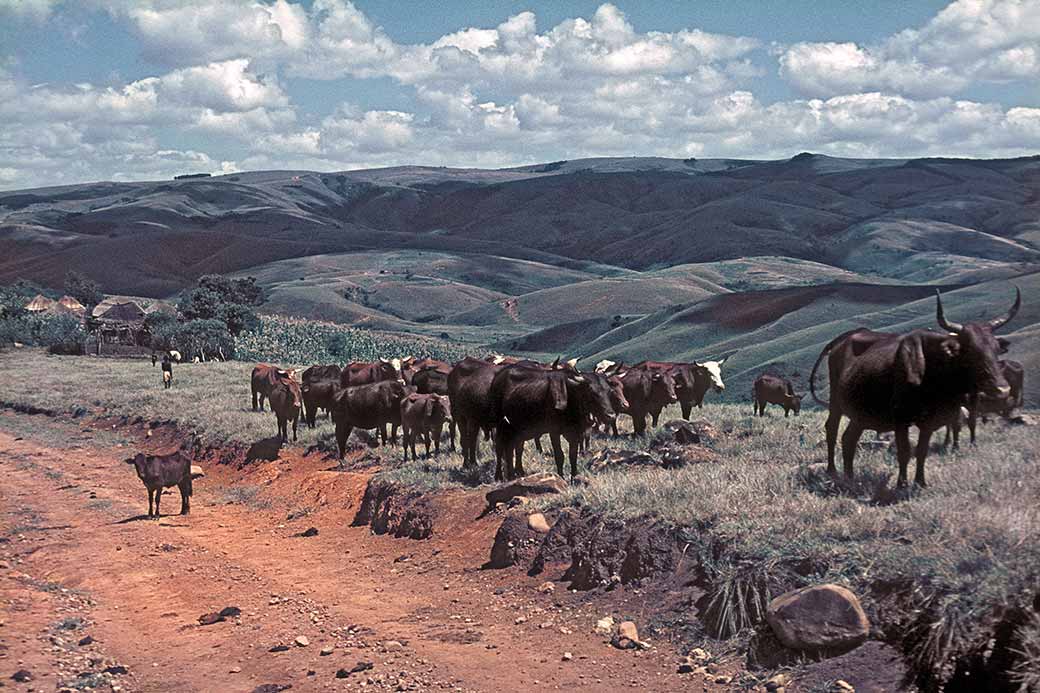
752,374 -> 802,417
400,393 -> 452,460
251,364 -> 297,411
581,370 -> 630,449
412,362 -> 456,450
332,380 -> 409,460
448,357 -> 505,468
339,359 -> 399,388
488,362 -> 615,480
126,450 -> 193,518
944,359 -> 1025,447
401,357 -> 447,385
301,364 -> 342,428
810,288 -> 1019,487
269,376 -> 303,443
617,365 -> 678,436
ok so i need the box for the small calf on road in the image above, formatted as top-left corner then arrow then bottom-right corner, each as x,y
126,450 -> 194,518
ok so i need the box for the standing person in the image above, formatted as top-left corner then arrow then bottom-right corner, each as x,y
161,353 -> 173,389
151,352 -> 157,367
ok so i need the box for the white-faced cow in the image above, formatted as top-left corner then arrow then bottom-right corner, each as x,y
810,288 -> 1020,487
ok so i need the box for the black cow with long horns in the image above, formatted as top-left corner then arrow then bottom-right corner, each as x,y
810,288 -> 1020,487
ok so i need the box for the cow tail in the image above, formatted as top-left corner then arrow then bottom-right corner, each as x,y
810,328 -> 866,407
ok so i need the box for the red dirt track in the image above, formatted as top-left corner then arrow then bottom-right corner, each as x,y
0,413 -> 740,692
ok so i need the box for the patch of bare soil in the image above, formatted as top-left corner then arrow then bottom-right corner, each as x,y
1,411 -> 755,692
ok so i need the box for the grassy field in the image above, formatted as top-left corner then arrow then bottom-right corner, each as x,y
1,349 -> 1037,688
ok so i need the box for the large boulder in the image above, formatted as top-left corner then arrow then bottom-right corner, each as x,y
485,473 -> 567,507
766,584 -> 870,653
651,419 -> 719,449
655,443 -> 719,468
488,514 -> 544,569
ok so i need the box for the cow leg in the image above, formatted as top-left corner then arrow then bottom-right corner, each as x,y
534,436 -> 544,454
391,422 -> 399,446
784,406 -> 790,418
632,411 -> 647,437
153,487 -> 162,518
512,443 -> 525,479
650,408 -> 661,427
335,421 -> 353,461
968,396 -> 978,445
913,428 -> 933,487
179,478 -> 191,515
680,401 -> 693,420
840,422 -> 864,480
291,415 -> 298,442
252,388 -> 258,411
433,424 -> 442,456
147,488 -> 155,518
449,420 -> 456,451
493,430 -> 510,481
423,429 -> 432,458
824,411 -> 841,475
549,434 -> 565,477
565,432 -> 581,478
893,426 -> 912,488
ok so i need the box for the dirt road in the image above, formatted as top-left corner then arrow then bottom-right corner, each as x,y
0,412 -> 727,692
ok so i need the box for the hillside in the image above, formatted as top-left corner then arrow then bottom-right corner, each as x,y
2,154 -> 1038,403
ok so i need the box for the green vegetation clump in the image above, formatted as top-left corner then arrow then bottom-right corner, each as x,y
235,315 -> 472,365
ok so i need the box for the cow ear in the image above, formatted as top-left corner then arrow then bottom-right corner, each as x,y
941,337 -> 961,359
898,335 -> 926,386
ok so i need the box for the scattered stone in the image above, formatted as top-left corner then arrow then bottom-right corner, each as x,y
383,640 -> 403,652
198,612 -> 224,626
190,465 -> 204,478
677,657 -> 705,674
230,667 -> 242,674
715,675 -> 732,685
105,665 -> 129,676
586,448 -> 658,473
766,584 -> 870,652
527,513 -> 551,534
688,648 -> 710,662
594,617 -> 615,635
294,636 -> 310,647
835,681 -> 855,692
251,685 -> 291,693
297,527 -> 319,538
514,616 -> 527,625
351,662 -> 374,674
320,646 -> 335,656
1008,413 -> 1038,426
562,652 -> 573,662
269,645 -> 290,653
12,670 -> 33,682
655,443 -> 720,467
78,635 -> 95,646
506,495 -> 529,507
765,673 -> 789,691
219,606 -> 241,618
485,473 -> 567,507
618,621 -> 639,642
537,581 -> 555,594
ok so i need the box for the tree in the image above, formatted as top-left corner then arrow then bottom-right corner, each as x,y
64,271 -> 104,309
178,274 -> 263,336
38,313 -> 86,354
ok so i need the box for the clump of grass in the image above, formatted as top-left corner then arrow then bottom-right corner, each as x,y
1012,612 -> 1040,693
702,562 -> 774,639
53,616 -> 85,631
220,485 -> 271,510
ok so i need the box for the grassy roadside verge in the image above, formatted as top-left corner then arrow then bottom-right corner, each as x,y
2,349 -> 1038,688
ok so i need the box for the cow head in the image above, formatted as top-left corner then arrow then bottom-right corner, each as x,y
125,452 -> 149,480
650,370 -> 678,405
436,395 -> 452,421
570,371 -> 616,423
696,357 -> 728,393
935,288 -> 1019,399
788,393 -> 803,415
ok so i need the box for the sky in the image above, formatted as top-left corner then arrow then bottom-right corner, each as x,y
0,0 -> 1038,190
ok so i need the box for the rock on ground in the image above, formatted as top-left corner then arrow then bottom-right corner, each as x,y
485,473 -> 567,507
765,584 -> 870,653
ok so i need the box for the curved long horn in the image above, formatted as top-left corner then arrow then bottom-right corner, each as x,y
988,286 -> 1021,331
935,290 -> 963,333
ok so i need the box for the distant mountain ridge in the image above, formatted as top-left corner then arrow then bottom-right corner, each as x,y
2,153 -> 1038,404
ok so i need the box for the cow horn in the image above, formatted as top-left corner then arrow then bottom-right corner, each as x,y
987,286 -> 1021,331
935,290 -> 963,334
550,357 -> 560,369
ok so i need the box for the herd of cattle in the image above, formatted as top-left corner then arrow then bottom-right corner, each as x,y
245,289 -> 1025,488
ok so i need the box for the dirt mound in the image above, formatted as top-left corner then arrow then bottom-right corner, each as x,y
352,478 -> 434,539
487,513 -> 545,569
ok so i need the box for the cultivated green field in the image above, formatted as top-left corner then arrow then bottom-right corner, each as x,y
1,349 -> 1037,688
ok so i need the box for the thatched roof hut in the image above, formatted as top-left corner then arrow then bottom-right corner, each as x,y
25,294 -> 56,312
48,295 -> 86,316
94,300 -> 146,323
